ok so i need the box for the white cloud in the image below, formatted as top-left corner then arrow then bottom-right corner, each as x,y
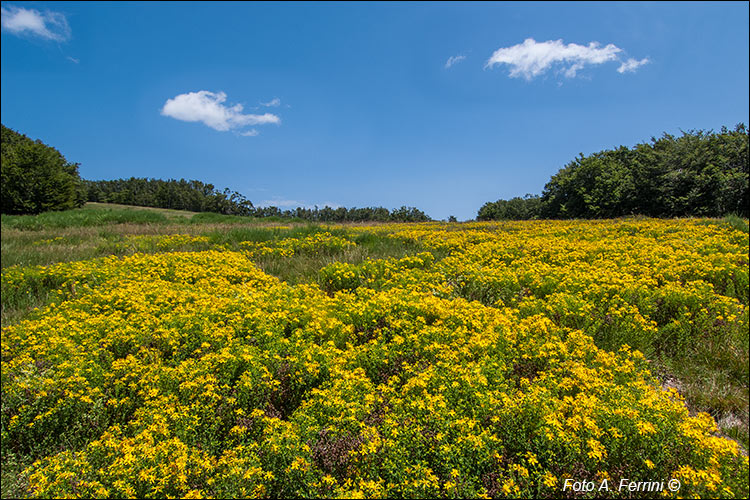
1,5 -> 71,42
617,57 -> 650,73
261,97 -> 281,107
66,56 -> 79,64
444,55 -> 466,69
486,38 -> 628,80
239,129 -> 259,137
161,91 -> 280,133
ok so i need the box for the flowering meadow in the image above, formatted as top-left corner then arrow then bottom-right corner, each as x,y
1,218 -> 748,498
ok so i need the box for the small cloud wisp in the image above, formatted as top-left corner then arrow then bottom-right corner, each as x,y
1,4 -> 71,42
444,55 -> 466,69
617,57 -> 650,74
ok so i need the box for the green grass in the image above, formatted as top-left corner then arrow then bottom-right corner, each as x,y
84,201 -> 199,218
0,204 -> 175,230
653,316 -> 750,452
724,213 -> 750,233
0,202 -> 306,231
0,450 -> 31,499
0,224 -> 335,269
0,277 -> 58,327
256,236 -> 430,286
189,212 -> 307,224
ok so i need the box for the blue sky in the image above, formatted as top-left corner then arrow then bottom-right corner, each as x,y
2,1 -> 748,220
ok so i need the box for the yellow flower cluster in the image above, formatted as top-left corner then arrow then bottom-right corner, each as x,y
74,233 -> 217,256
1,219 -> 747,498
240,232 -> 356,258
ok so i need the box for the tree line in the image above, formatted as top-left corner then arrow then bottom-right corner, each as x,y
250,204 -> 431,222
84,178 -> 255,216
86,177 -> 430,222
86,177 -> 431,222
479,124 -> 749,220
1,124 -> 431,222
6,121 -> 745,222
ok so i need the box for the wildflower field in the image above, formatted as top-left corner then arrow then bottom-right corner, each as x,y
1,211 -> 748,498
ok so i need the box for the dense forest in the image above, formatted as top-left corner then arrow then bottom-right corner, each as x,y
478,124 -> 749,220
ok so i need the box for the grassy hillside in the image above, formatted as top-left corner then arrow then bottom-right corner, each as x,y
84,202 -> 199,218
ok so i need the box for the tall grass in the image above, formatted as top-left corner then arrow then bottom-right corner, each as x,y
1,207 -> 170,230
724,213 -> 750,233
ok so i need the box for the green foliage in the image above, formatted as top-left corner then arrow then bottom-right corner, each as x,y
1,206 -> 170,231
539,124 -> 749,219
477,194 -> 542,221
389,206 -> 431,222
254,205 -> 432,223
85,178 -> 432,223
478,124 -> 749,220
84,178 -> 255,216
1,125 -> 86,215
723,213 -> 749,234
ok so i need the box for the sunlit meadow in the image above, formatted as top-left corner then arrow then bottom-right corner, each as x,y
1,215 -> 748,498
